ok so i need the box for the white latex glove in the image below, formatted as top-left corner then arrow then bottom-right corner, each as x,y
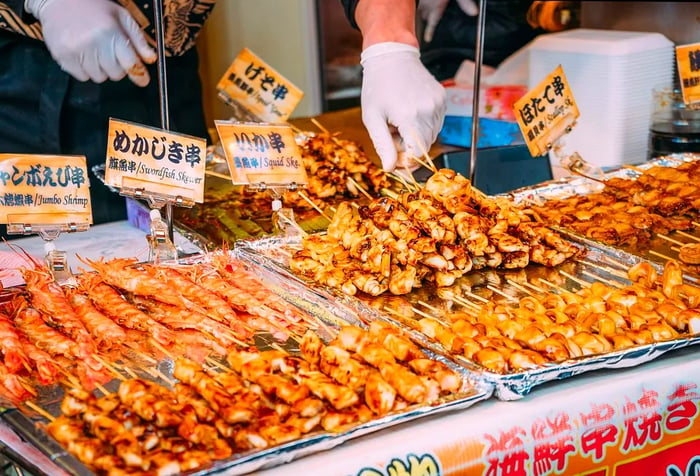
25,0 -> 156,86
361,42 -> 446,171
418,0 -> 479,43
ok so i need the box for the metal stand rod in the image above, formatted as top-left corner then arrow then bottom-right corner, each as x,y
152,0 -> 174,241
468,0 -> 488,183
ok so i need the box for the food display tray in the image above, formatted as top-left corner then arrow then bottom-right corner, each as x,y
237,234 -> 700,401
506,153 -> 700,282
0,254 -> 492,476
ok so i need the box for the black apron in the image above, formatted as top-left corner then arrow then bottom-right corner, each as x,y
0,29 -> 207,237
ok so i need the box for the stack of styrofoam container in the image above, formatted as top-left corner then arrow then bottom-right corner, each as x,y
527,29 -> 674,169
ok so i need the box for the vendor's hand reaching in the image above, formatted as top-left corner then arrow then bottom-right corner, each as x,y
25,0 -> 156,86
360,42 -> 446,171
418,0 -> 479,43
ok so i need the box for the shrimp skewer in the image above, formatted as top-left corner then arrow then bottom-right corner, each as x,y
0,311 -> 31,374
80,258 -> 202,312
66,290 -> 127,349
21,268 -> 95,348
19,338 -> 61,385
130,295 -> 246,347
210,257 -> 304,321
144,265 -> 238,326
13,301 -> 109,389
77,273 -> 175,347
0,361 -> 35,403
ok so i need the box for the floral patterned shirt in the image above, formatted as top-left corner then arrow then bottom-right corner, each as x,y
0,0 -> 216,56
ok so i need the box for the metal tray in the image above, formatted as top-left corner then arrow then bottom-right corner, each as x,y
237,234 -> 700,401
0,254 -> 492,476
506,153 -> 700,282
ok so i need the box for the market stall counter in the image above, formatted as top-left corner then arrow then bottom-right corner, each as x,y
0,330 -> 696,475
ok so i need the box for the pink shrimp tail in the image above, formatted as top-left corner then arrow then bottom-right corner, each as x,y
0,375 -> 34,403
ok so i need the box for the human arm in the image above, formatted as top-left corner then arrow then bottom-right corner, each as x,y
23,0 -> 156,86
348,0 -> 446,171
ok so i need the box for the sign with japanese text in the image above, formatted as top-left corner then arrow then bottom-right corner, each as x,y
215,121 -> 307,187
217,47 -> 304,123
676,42 -> 700,105
0,154 -> 92,227
105,118 -> 206,204
352,382 -> 700,476
514,65 -> 579,158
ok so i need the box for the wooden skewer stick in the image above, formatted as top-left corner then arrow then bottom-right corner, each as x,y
381,187 -> 400,200
141,366 -> 175,386
486,284 -> 519,303
463,290 -> 490,304
402,164 -> 421,189
408,155 -> 435,173
221,329 -> 248,348
578,259 -> 628,279
559,270 -> 591,288
205,357 -> 228,372
347,176 -> 375,201
448,292 -> 483,311
310,118 -> 329,134
657,233 -> 687,247
410,129 -> 438,173
149,340 -> 176,361
387,172 -> 414,193
600,255 -> 630,271
537,278 -> 570,295
581,270 -> 623,288
288,123 -> 304,135
411,305 -> 449,324
57,368 -> 81,389
93,356 -> 126,381
24,401 -> 55,422
125,344 -> 158,365
649,250 -> 674,262
297,191 -> 332,221
119,364 -> 140,380
417,300 -> 441,314
522,279 -> 547,294
96,382 -> 112,396
382,306 -> 419,330
505,278 -> 536,297
269,342 -> 289,355
692,222 -> 700,229
676,230 -> 700,243
671,246 -> 680,253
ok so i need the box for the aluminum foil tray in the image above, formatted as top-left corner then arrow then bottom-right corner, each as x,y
0,254 -> 492,476
237,235 -> 700,401
506,153 -> 700,282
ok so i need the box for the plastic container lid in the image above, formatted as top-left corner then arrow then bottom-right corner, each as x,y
529,28 -> 673,56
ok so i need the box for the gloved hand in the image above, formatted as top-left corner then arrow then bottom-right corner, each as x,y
25,0 -> 156,86
418,0 -> 479,43
361,42 -> 446,171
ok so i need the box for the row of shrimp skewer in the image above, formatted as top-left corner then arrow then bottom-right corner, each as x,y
44,322 -> 464,476
0,253 -> 317,403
